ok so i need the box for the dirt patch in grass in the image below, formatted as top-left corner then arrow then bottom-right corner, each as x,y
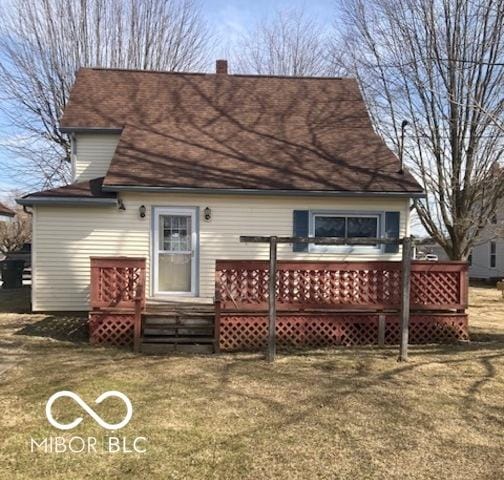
0,286 -> 503,479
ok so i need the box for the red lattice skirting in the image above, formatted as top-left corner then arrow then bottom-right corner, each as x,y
219,313 -> 468,352
89,312 -> 135,348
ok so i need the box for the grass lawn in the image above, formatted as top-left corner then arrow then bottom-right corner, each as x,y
0,286 -> 503,479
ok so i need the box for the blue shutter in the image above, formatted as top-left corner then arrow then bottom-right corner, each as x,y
384,212 -> 400,253
293,210 -> 309,252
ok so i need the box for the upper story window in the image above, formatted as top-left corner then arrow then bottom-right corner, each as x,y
490,241 -> 497,268
309,212 -> 381,253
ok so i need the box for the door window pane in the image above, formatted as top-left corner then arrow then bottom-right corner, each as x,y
158,253 -> 191,292
160,215 -> 191,252
314,216 -> 345,237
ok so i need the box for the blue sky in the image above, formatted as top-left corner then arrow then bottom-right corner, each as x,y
202,0 -> 336,57
0,134 -> 22,199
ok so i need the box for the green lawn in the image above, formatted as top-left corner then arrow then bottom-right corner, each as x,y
0,286 -> 503,479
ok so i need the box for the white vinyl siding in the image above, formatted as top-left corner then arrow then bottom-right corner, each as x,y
32,193 -> 410,311
468,240 -> 504,279
73,133 -> 120,182
467,202 -> 504,279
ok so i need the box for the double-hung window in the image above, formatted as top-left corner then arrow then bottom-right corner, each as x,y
309,212 -> 381,253
490,241 -> 497,268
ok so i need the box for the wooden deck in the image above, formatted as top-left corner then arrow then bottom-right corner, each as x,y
88,256 -> 469,355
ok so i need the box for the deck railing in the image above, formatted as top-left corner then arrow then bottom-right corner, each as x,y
215,260 -> 469,351
89,257 -> 146,351
90,257 -> 146,310
215,260 -> 468,312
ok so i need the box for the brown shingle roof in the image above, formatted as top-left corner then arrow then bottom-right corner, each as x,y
61,68 -> 423,194
21,178 -> 116,200
0,201 -> 15,216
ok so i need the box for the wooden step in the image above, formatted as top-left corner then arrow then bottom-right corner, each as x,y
143,325 -> 213,336
142,336 -> 215,344
146,304 -> 214,310
144,314 -> 213,320
143,317 -> 213,327
145,304 -> 214,314
141,302 -> 216,354
141,343 -> 214,354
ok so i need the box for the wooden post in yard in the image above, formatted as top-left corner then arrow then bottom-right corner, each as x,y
267,236 -> 278,362
399,236 -> 412,362
378,314 -> 386,347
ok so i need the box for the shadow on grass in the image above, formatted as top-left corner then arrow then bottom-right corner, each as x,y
468,329 -> 504,343
0,286 -> 88,344
15,315 -> 89,344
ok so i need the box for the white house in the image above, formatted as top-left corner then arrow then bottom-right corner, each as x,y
18,61 -> 424,312
468,205 -> 504,280
418,207 -> 503,281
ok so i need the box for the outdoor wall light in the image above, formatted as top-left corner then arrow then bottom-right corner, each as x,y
204,207 -> 212,221
117,199 -> 126,211
139,205 -> 146,218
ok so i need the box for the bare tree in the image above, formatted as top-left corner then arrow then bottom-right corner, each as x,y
0,0 -> 211,189
0,205 -> 31,254
334,0 -> 504,260
233,8 -> 330,76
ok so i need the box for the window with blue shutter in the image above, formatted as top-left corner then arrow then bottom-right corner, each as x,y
384,212 -> 400,253
293,210 -> 401,254
292,210 -> 309,252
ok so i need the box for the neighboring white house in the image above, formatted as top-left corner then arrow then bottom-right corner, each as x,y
467,205 -> 504,280
418,205 -> 504,281
18,61 -> 424,312
0,202 -> 15,223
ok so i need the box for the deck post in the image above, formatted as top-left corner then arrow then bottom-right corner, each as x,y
399,236 -> 412,362
133,278 -> 144,353
378,314 -> 386,347
214,298 -> 221,354
133,298 -> 142,353
267,236 -> 278,362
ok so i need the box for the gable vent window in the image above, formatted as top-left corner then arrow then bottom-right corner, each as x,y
309,212 -> 381,253
490,241 -> 497,268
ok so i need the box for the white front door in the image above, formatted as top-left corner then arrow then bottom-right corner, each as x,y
153,207 -> 198,297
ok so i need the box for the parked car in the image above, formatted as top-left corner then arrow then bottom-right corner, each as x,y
416,250 -> 439,261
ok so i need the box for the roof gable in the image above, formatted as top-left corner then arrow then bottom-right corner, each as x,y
61,68 -> 423,194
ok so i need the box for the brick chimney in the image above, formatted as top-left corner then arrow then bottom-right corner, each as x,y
216,59 -> 228,74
